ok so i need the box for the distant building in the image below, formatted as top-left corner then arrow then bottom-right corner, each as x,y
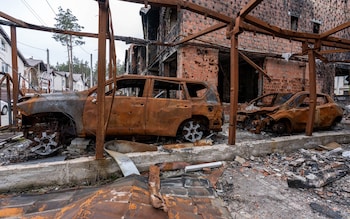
23,57 -> 47,93
0,25 -> 27,79
50,71 -> 87,92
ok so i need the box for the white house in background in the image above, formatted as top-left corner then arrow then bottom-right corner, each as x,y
73,73 -> 86,91
49,71 -> 87,92
23,57 -> 47,93
0,25 -> 26,78
334,75 -> 350,95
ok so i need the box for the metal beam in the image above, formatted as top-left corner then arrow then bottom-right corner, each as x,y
174,22 -> 227,46
10,26 -> 18,127
120,0 -> 232,23
238,51 -> 271,82
319,49 -> 350,54
228,18 -> 241,145
305,49 -> 316,136
238,0 -> 264,18
96,0 -> 108,159
320,21 -> 350,39
244,15 -> 320,41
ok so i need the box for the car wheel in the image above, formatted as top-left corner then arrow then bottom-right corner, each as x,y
181,120 -> 205,143
1,106 -> 7,115
31,131 -> 61,156
272,120 -> 290,135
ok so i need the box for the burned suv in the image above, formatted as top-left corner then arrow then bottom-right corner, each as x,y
18,75 -> 223,155
237,91 -> 343,134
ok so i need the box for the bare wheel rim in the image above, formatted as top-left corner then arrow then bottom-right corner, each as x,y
182,120 -> 203,142
31,131 -> 61,155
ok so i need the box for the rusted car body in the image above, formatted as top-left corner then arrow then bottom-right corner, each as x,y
237,91 -> 343,134
17,75 -> 223,154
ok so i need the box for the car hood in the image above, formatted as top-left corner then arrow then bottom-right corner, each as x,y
17,91 -> 89,116
238,103 -> 280,115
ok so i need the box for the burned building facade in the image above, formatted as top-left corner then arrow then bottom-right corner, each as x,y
127,0 -> 350,103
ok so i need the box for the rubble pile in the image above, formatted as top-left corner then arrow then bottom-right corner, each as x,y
217,142 -> 350,218
0,139 -> 33,165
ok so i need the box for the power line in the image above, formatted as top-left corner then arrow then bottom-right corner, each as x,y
21,0 -> 47,26
78,45 -> 90,55
18,41 -> 46,51
46,0 -> 57,16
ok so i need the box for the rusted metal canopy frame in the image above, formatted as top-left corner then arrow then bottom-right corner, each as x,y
10,27 -> 18,127
96,0 -> 109,159
1,0 -> 349,147
8,27 -> 18,127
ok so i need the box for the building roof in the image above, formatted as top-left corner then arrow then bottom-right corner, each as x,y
0,25 -> 28,65
25,57 -> 47,71
52,71 -> 84,82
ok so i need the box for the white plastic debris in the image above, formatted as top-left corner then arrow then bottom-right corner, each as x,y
184,161 -> 223,173
342,151 -> 350,158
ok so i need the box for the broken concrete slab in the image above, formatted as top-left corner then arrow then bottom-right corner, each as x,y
0,130 -> 350,192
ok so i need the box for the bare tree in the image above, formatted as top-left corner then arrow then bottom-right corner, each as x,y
53,7 -> 84,91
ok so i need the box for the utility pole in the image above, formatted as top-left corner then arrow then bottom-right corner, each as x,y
47,49 -> 51,93
90,53 -> 93,87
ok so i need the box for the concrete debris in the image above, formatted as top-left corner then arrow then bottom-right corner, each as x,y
234,155 -> 246,165
286,146 -> 349,189
309,202 -> 343,219
162,138 -> 213,150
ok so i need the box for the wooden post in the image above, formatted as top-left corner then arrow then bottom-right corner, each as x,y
306,49 -> 316,136
95,0 -> 108,159
10,26 -> 18,127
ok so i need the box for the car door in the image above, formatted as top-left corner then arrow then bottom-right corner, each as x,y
290,94 -> 321,130
83,78 -> 147,136
145,79 -> 192,137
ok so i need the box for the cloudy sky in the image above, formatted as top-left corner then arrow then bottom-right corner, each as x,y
0,0 -> 144,66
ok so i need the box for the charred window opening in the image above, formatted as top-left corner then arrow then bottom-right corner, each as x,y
169,8 -> 177,31
291,15 -> 298,31
153,80 -> 185,100
1,39 -> 6,51
104,79 -> 146,97
294,94 -> 328,108
252,93 -> 293,108
163,8 -> 178,35
218,52 -> 260,103
163,52 -> 177,77
313,22 -> 320,34
186,83 -> 207,98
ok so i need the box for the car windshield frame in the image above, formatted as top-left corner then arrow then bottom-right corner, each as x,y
251,93 -> 293,107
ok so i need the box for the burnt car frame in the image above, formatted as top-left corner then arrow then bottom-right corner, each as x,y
17,75 -> 223,155
237,91 -> 343,134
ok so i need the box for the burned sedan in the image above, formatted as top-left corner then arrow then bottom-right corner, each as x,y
237,91 -> 343,134
17,75 -> 223,155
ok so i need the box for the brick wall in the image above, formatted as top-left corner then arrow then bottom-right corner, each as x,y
263,57 -> 333,94
154,0 -> 348,98
181,0 -> 349,55
178,46 -> 219,86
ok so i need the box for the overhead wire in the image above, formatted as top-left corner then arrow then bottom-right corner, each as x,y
18,41 -> 46,51
20,0 -> 47,26
45,0 -> 57,16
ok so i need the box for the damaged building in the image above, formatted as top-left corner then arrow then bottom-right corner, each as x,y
126,0 -> 350,105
